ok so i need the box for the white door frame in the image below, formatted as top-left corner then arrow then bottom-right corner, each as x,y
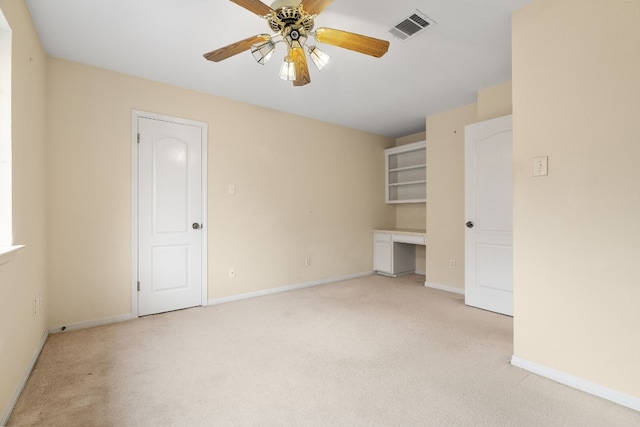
130,110 -> 208,318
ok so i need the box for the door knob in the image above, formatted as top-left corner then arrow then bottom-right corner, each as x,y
192,223 -> 202,230
466,221 -> 474,229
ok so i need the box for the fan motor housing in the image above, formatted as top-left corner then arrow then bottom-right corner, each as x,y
268,6 -> 314,33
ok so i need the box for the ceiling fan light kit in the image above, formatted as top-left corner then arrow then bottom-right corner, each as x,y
204,0 -> 390,87
279,55 -> 296,81
251,39 -> 276,64
308,45 -> 330,70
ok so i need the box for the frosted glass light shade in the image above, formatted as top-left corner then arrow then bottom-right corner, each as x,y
251,40 -> 275,65
308,46 -> 330,70
280,56 -> 296,81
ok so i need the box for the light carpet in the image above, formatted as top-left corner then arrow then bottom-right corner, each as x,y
8,274 -> 640,426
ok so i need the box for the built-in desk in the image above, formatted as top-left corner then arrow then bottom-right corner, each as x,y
373,229 -> 426,277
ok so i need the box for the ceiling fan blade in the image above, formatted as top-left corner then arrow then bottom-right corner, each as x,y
230,0 -> 274,17
291,48 -> 311,87
315,27 -> 390,58
203,34 -> 271,62
300,0 -> 334,16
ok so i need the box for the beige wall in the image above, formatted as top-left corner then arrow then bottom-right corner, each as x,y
395,206 -> 426,274
513,0 -> 640,398
425,82 -> 512,291
477,81 -> 512,123
0,0 -> 48,421
395,131 -> 426,147
46,58 -> 395,327
425,104 -> 477,289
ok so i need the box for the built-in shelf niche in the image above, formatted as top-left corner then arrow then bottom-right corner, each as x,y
385,141 -> 426,203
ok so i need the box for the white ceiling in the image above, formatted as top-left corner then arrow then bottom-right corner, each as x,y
25,0 -> 531,138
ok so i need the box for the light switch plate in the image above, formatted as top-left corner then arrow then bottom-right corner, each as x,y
533,156 -> 548,176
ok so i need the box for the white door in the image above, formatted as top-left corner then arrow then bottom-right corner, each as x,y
137,116 -> 205,316
464,115 -> 513,316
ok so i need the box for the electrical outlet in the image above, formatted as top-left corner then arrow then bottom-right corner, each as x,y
305,257 -> 311,266
228,267 -> 235,278
449,259 -> 456,268
533,156 -> 548,176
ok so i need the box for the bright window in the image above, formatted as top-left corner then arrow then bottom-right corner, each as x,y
0,10 -> 11,247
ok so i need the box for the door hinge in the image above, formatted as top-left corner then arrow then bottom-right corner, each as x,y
137,281 -> 140,291
137,133 -> 140,144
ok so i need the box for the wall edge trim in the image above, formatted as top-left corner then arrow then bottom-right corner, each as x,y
208,271 -> 374,306
1,329 -> 48,426
424,281 -> 465,295
48,314 -> 133,334
511,355 -> 640,412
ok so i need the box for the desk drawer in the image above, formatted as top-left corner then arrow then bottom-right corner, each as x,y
392,234 -> 425,245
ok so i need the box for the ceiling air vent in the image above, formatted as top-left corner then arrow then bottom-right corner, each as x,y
389,10 -> 435,41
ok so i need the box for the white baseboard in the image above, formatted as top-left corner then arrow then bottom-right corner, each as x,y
50,272 -> 375,331
1,329 -> 49,427
424,281 -> 465,295
49,314 -> 133,334
208,271 -> 373,306
511,355 -> 640,412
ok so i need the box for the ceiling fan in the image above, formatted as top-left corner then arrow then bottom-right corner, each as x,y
203,0 -> 390,87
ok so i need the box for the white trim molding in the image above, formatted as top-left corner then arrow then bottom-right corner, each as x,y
511,355 -> 640,412
0,245 -> 24,267
1,329 -> 48,426
209,271 -> 373,305
48,314 -> 133,334
424,281 -> 465,295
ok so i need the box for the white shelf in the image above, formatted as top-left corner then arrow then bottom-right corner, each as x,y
389,164 -> 427,173
389,180 -> 427,187
384,141 -> 426,204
